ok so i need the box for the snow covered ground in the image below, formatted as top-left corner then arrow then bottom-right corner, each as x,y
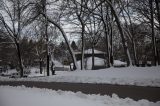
0,66 -> 160,87
0,86 -> 159,106
71,57 -> 127,70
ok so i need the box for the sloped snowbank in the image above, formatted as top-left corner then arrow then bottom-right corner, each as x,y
0,66 -> 160,87
0,86 -> 159,106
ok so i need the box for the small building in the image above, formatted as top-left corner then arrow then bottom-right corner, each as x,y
74,49 -> 106,61
71,49 -> 107,70
71,49 -> 127,70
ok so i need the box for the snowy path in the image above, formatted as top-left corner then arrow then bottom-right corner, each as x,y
0,86 -> 160,106
0,81 -> 160,102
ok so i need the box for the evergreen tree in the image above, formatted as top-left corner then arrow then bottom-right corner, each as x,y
71,41 -> 78,50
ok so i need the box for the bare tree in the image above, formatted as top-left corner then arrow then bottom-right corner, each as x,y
0,0 -> 39,77
85,11 -> 103,69
119,0 -> 138,65
94,0 -> 113,67
149,0 -> 158,65
36,0 -> 79,70
70,0 -> 89,70
31,22 -> 46,74
103,0 -> 132,66
40,0 -> 50,76
76,0 -> 132,66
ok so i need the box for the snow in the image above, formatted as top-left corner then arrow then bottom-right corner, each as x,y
0,66 -> 160,87
75,49 -> 105,54
0,86 -> 159,106
113,60 -> 127,66
2,69 -> 17,75
53,60 -> 63,67
28,68 -> 44,77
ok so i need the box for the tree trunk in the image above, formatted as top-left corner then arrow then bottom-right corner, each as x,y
102,18 -> 111,67
155,0 -> 160,31
105,0 -> 132,66
149,0 -> 158,66
105,27 -> 111,67
46,54 -> 50,76
81,23 -> 85,70
131,38 -> 138,65
51,61 -> 55,75
15,40 -> 23,77
46,23 -> 50,76
155,0 -> 160,65
40,59 -> 43,74
17,0 -> 23,77
92,44 -> 95,70
110,18 -> 113,66
120,0 -> 137,66
100,2 -> 111,67
42,0 -> 50,75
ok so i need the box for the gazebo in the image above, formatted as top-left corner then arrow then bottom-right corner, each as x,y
74,49 -> 106,61
73,49 -> 107,70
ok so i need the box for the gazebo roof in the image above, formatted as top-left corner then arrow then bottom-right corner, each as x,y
74,49 -> 105,54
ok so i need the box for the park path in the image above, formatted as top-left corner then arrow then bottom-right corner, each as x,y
0,81 -> 160,102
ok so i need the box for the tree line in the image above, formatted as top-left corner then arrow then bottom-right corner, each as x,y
0,0 -> 159,77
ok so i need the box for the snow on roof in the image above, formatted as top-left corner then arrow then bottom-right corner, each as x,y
113,60 -> 127,66
75,49 -> 105,54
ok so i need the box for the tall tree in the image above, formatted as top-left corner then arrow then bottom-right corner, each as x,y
71,0 -> 89,70
119,0 -> 138,65
149,0 -> 158,65
0,0 -> 38,77
41,0 -> 50,76
37,0 -> 79,70
104,0 -> 132,66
